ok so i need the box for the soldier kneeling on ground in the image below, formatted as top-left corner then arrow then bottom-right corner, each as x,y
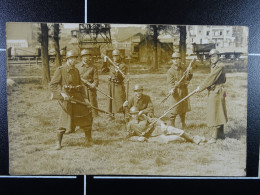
126,106 -> 206,144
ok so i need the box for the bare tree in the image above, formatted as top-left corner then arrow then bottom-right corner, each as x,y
38,23 -> 50,86
178,25 -> 187,64
146,25 -> 179,71
53,24 -> 62,66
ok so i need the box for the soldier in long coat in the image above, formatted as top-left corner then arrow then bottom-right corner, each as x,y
197,49 -> 227,143
50,50 -> 93,150
167,52 -> 193,128
107,49 -> 127,115
76,49 -> 99,117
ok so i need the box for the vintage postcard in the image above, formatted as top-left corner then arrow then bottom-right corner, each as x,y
6,23 -> 248,176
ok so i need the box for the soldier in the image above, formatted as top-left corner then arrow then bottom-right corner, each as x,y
196,49 -> 228,143
76,49 -> 99,117
123,84 -> 154,118
167,52 -> 193,128
107,49 -> 127,117
126,106 -> 204,144
49,50 -> 93,150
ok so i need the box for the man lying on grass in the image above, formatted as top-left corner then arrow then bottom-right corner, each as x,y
126,106 -> 206,144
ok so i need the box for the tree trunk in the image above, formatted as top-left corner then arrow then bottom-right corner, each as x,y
53,24 -> 62,66
152,25 -> 159,71
178,25 -> 187,65
40,23 -> 50,86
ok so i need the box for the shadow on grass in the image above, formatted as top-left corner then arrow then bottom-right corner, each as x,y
225,125 -> 246,139
83,138 -> 126,146
188,123 -> 208,129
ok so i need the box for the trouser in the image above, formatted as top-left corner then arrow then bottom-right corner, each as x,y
212,124 -> 225,139
170,113 -> 186,127
83,125 -> 92,142
56,128 -> 66,150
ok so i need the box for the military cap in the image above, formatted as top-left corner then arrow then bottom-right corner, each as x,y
171,52 -> 181,59
134,84 -> 143,91
66,50 -> 78,59
129,106 -> 139,114
81,49 -> 92,56
209,49 -> 220,56
112,49 -> 120,56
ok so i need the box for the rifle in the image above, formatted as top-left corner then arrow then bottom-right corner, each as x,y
81,78 -> 114,100
124,73 -> 130,122
142,87 -> 199,137
69,97 -> 115,118
160,58 -> 196,104
101,53 -> 126,79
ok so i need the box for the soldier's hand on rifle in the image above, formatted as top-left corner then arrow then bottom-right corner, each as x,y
123,100 -> 128,107
195,86 -> 200,93
115,66 -> 119,72
89,83 -> 95,89
138,110 -> 144,116
169,88 -> 175,94
175,81 -> 180,88
61,92 -> 70,101
84,99 -> 92,108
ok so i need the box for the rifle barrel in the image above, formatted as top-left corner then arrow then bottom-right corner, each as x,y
102,54 -> 126,78
143,88 -> 198,136
160,59 -> 194,104
69,98 -> 114,117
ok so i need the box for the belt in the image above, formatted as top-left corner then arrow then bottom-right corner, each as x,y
108,77 -> 123,84
63,85 -> 83,92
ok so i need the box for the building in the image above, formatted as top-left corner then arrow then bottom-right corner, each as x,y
187,25 -> 248,55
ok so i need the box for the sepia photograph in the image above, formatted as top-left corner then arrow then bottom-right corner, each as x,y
6,22 -> 248,176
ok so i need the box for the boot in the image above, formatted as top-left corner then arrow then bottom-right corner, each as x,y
55,130 -> 65,150
217,125 -> 225,139
84,128 -> 93,147
182,132 -> 198,144
169,115 -> 176,127
180,113 -> 187,129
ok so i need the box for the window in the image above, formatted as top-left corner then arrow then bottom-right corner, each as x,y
220,31 -> 222,35
206,31 -> 210,36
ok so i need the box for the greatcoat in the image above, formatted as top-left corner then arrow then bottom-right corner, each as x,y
198,61 -> 228,127
167,64 -> 193,115
76,62 -> 99,116
49,64 -> 92,131
108,62 -> 126,113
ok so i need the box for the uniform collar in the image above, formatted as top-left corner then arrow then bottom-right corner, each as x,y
66,64 -> 75,72
172,64 -> 181,70
81,62 -> 91,68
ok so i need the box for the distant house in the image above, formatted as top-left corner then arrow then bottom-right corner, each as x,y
138,35 -> 173,65
113,32 -> 144,58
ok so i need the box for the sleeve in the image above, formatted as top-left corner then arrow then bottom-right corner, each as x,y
167,69 -> 176,90
185,70 -> 193,81
128,96 -> 134,109
76,69 -> 87,99
115,64 -> 126,81
142,96 -> 154,117
49,68 -> 63,100
93,67 -> 99,87
198,66 -> 224,92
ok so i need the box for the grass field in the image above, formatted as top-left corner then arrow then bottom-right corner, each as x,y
7,70 -> 247,176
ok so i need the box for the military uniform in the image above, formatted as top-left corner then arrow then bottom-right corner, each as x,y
76,62 -> 99,117
50,63 -> 93,148
128,94 -> 154,117
108,62 -> 127,113
127,115 -> 201,144
167,64 -> 193,126
198,61 -> 228,127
